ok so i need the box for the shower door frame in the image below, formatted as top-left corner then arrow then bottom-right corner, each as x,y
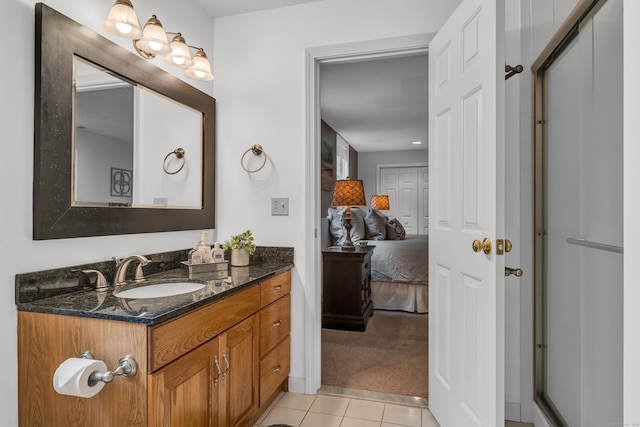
532,0 -> 617,425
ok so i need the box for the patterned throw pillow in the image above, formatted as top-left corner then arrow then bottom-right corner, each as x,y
386,218 -> 406,240
364,209 -> 387,240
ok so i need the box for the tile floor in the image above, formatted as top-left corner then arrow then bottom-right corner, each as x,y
254,390 -> 535,427
254,390 -> 437,427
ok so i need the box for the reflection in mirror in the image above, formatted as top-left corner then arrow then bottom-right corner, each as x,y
73,57 -> 202,209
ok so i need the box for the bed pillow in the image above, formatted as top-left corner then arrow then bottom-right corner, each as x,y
386,218 -> 406,240
364,209 -> 387,240
328,207 -> 366,245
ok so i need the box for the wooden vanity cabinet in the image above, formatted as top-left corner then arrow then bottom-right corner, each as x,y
18,270 -> 291,427
148,314 -> 259,427
258,272 -> 291,407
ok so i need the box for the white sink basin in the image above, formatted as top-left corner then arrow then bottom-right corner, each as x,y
114,282 -> 205,299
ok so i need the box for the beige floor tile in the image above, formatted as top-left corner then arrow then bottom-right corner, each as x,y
341,417 -> 382,427
261,406 -> 307,426
276,392 -> 318,411
421,409 -> 440,427
309,394 -> 350,416
345,399 -> 385,421
382,403 -> 422,427
300,411 -> 343,427
381,423 -> 409,427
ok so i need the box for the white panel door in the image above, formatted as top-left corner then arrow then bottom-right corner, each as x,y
398,168 -> 418,233
379,167 -> 399,219
418,166 -> 429,234
428,0 -> 504,425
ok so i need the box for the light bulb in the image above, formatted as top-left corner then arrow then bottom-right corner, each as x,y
172,57 -> 186,65
115,22 -> 132,35
194,70 -> 206,78
148,40 -> 163,52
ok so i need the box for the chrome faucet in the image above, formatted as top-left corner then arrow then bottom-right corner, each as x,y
112,255 -> 150,286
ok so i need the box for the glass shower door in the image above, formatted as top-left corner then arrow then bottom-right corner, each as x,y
534,0 -> 623,425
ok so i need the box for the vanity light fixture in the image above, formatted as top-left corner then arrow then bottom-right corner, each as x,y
102,0 -> 213,81
134,15 -> 171,57
102,0 -> 143,39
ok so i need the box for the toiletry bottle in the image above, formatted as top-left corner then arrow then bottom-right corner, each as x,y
188,243 -> 199,263
198,231 -> 212,263
211,242 -> 225,263
191,245 -> 203,264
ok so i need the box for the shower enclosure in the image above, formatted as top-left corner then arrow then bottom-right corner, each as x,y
532,0 -> 622,425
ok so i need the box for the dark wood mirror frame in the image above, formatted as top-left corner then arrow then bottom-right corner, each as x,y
34,3 -> 216,239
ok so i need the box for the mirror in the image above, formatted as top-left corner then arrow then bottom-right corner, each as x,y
34,3 -> 215,239
73,58 -> 202,209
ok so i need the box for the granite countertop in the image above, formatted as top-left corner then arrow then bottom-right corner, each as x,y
15,247 -> 294,325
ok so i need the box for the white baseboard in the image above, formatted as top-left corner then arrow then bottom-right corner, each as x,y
287,376 -> 307,394
506,402 -> 521,421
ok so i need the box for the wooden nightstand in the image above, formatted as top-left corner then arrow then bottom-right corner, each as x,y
321,246 -> 374,331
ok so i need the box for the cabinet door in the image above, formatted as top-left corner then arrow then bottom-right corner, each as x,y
149,337 -> 220,427
219,314 -> 259,427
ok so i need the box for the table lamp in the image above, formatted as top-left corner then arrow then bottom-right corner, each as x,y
331,178 -> 366,250
370,194 -> 390,211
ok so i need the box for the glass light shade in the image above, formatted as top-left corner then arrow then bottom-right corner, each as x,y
102,0 -> 142,39
370,194 -> 390,210
185,50 -> 214,81
135,15 -> 171,55
164,34 -> 194,68
331,178 -> 366,207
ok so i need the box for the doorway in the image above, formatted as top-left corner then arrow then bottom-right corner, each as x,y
304,34 -> 433,397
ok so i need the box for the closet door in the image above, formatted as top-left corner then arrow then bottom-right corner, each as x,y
379,166 -> 426,234
379,168 -> 399,220
417,167 -> 429,234
397,168 -> 418,233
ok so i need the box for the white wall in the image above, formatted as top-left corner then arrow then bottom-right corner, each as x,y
0,0 -> 213,424
212,0 -> 461,393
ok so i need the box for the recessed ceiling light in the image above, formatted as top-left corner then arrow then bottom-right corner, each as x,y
412,141 -> 423,145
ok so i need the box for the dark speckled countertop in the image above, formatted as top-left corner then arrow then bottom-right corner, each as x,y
15,247 -> 294,325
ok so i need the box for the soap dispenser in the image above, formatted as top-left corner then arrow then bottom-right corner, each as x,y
211,242 -> 225,263
197,231 -> 212,263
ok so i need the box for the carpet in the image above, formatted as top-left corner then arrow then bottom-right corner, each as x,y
321,310 -> 428,398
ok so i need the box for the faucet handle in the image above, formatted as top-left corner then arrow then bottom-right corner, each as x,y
82,270 -> 108,290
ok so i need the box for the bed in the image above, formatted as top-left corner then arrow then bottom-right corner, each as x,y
321,212 -> 429,313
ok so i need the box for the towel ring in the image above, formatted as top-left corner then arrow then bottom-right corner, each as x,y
163,148 -> 186,175
241,144 -> 267,173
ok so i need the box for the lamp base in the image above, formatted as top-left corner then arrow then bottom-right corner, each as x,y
339,244 -> 356,251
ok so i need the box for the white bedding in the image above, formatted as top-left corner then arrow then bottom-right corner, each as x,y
370,235 -> 428,283
369,234 -> 428,313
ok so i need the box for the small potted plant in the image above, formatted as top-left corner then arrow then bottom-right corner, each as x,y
222,230 -> 257,266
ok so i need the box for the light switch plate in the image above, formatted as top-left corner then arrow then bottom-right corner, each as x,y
271,197 -> 289,216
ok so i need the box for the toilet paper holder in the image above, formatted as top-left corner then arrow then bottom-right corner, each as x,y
78,351 -> 138,385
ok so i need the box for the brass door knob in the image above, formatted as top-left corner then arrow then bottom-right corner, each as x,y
472,238 -> 492,254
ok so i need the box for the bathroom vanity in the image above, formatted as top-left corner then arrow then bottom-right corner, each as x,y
16,250 -> 292,427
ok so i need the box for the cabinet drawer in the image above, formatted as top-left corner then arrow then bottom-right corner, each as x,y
260,294 -> 291,357
260,270 -> 291,307
259,335 -> 290,407
149,285 -> 260,372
